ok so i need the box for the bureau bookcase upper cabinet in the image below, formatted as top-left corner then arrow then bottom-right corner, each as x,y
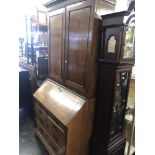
48,1 -> 97,98
48,8 -> 65,84
48,0 -> 115,98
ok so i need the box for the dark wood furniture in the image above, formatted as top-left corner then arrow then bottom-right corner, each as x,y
19,58 -> 37,93
19,66 -> 32,106
37,56 -> 48,80
91,64 -> 132,155
91,10 -> 135,155
33,79 -> 95,155
19,59 -> 37,117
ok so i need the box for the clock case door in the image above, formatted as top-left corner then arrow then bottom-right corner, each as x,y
93,63 -> 132,145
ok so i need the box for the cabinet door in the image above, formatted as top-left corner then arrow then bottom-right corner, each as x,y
48,8 -> 65,83
65,3 -> 93,96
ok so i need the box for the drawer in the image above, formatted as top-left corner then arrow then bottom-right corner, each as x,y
36,121 -> 65,155
47,116 -> 66,148
35,104 -> 47,127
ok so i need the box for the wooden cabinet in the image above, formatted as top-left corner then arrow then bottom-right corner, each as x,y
48,1 -> 106,98
19,67 -> 32,105
48,8 -> 65,83
35,1 -> 116,155
19,59 -> 37,93
33,79 -> 95,155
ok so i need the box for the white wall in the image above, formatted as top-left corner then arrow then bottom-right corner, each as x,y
115,0 -> 130,11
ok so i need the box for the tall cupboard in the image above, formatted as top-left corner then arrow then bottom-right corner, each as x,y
48,0 -> 115,98
33,0 -> 116,155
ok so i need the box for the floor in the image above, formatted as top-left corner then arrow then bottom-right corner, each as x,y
19,107 -> 49,155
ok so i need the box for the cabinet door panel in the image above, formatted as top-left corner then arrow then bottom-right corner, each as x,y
65,4 -> 91,95
48,8 -> 65,83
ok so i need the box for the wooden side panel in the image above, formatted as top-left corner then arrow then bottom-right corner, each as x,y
48,8 -> 65,83
66,98 -> 95,155
85,18 -> 101,97
65,4 -> 92,96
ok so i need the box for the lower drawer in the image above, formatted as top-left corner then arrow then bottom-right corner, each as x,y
35,104 -> 47,127
35,102 -> 66,149
47,116 -> 66,148
36,121 -> 66,155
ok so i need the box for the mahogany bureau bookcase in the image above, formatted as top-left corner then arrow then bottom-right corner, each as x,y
33,0 -> 116,155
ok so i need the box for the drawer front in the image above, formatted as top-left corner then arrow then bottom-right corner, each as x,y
36,121 -> 65,155
35,104 -> 47,127
47,116 -> 66,148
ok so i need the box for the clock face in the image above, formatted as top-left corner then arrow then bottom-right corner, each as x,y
123,19 -> 135,59
108,36 -> 116,53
